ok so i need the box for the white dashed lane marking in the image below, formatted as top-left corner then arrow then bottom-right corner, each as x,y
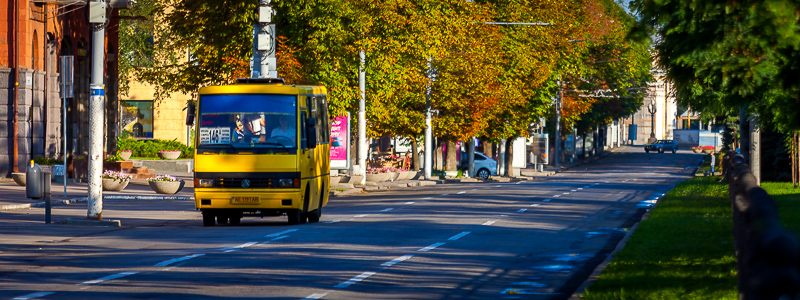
381,208 -> 394,212
518,208 -> 528,213
154,254 -> 205,267
531,203 -> 541,206
483,220 -> 499,226
335,272 -> 376,288
303,292 -> 329,300
406,201 -> 416,204
78,271 -> 139,285
381,255 -> 414,267
448,231 -> 471,241
418,242 -> 446,252
265,229 -> 298,238
12,292 -> 55,300
457,191 -> 466,194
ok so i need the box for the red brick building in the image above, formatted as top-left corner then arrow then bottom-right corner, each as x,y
2,0 -> 120,176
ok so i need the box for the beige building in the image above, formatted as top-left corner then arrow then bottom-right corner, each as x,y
119,81 -> 192,145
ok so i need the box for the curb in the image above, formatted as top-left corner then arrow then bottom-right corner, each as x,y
1,195 -> 195,211
61,218 -> 122,227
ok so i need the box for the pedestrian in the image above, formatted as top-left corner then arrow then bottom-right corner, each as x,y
710,153 -> 716,175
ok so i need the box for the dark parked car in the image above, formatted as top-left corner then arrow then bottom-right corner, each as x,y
645,139 -> 679,153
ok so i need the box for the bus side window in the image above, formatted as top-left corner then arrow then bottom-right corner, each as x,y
300,111 -> 308,149
317,96 -> 330,144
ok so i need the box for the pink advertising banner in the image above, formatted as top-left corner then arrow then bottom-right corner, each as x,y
330,114 -> 349,169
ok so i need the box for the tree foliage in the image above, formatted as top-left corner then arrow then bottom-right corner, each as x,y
118,0 -> 651,144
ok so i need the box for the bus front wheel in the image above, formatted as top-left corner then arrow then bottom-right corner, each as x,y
288,210 -> 306,225
202,211 -> 215,227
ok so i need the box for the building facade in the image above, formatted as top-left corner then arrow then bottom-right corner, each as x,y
2,0 -> 120,176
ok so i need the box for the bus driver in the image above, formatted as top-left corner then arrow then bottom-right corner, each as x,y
271,115 -> 296,144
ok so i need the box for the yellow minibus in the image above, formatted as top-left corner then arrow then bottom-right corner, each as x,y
189,78 -> 330,226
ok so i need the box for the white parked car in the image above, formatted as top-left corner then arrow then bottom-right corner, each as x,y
460,152 -> 498,180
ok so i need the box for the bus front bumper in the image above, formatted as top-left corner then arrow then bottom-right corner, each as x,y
194,188 -> 301,210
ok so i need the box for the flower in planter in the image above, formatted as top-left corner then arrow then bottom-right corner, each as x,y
158,149 -> 181,153
120,149 -> 132,153
147,174 -> 181,182
102,170 -> 132,182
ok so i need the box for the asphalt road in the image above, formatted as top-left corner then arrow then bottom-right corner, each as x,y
0,147 -> 702,300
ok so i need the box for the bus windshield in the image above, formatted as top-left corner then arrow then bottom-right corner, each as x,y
198,94 -> 297,149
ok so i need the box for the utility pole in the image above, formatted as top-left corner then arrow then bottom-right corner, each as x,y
251,0 -> 277,78
467,137 -> 475,177
87,0 -> 107,219
357,50 -> 367,184
424,58 -> 434,180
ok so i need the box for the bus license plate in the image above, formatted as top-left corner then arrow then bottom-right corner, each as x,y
231,197 -> 259,204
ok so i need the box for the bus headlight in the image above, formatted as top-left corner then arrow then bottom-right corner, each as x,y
278,179 -> 295,188
197,179 -> 215,188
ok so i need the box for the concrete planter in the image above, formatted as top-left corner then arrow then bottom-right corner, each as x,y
102,178 -> 130,192
692,148 -> 702,154
119,151 -> 132,160
330,176 -> 342,185
148,181 -> 185,194
390,172 -> 401,182
12,173 -> 26,186
444,170 -> 458,178
400,171 -> 416,180
158,151 -> 181,160
366,172 -> 394,182
702,149 -> 713,154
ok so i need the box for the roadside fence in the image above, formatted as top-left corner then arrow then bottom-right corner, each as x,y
723,153 -> 800,299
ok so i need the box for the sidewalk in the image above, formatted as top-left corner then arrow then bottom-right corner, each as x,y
0,170 -> 194,210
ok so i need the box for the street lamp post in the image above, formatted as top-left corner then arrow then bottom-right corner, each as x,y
648,98 -> 657,144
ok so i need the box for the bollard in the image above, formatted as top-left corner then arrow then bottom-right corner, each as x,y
43,172 -> 51,224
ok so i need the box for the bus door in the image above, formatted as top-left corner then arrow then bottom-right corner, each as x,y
300,107 -> 318,213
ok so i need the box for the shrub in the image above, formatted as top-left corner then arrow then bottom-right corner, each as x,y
117,138 -> 193,159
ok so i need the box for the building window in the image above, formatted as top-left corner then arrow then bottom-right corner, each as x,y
121,100 -> 154,138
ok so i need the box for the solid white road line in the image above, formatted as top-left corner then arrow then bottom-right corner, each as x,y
381,255 -> 414,267
418,242 -> 446,252
12,292 -> 55,300
448,231 -> 471,241
265,229 -> 299,238
154,254 -> 205,267
335,272 -> 376,288
78,271 -> 139,285
482,220 -> 498,226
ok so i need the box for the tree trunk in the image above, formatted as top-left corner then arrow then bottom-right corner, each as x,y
434,138 -> 443,170
505,138 -> 514,176
483,140 -> 494,158
411,136 -> 420,172
498,138 -> 506,176
793,131 -> 799,188
445,139 -> 457,171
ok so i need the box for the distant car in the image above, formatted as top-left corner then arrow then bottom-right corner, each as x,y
459,152 -> 498,180
645,139 -> 679,153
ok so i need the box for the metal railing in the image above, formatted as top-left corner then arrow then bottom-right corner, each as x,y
723,153 -> 800,299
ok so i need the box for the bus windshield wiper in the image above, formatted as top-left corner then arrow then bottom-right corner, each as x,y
199,144 -> 238,151
262,142 -> 288,149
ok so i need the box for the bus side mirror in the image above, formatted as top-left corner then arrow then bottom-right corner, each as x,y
306,118 -> 317,148
185,103 -> 196,126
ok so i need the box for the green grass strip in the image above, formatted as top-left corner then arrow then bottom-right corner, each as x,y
583,176 -> 736,299
583,177 -> 800,299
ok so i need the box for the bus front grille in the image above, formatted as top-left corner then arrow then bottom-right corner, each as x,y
218,178 -> 273,188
